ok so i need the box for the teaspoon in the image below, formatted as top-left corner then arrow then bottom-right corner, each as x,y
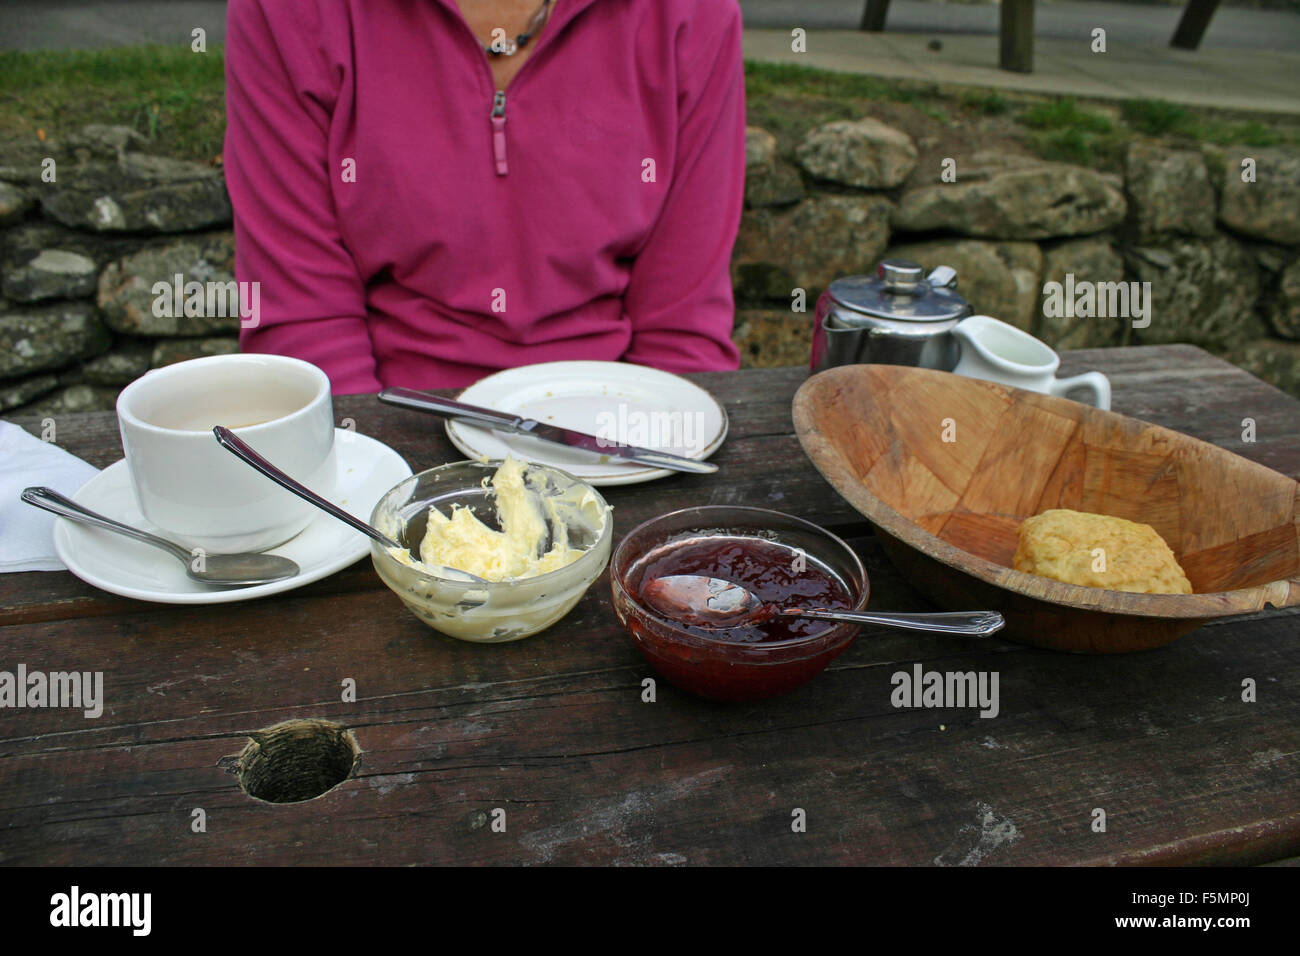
20,486 -> 300,587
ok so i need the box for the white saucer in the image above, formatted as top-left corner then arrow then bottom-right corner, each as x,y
53,429 -> 412,604
445,361 -> 728,486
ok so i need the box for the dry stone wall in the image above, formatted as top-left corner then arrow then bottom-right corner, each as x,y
735,120 -> 1300,398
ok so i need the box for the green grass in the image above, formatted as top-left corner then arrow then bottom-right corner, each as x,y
1196,117 -> 1287,147
1020,98 -> 1114,134
1120,98 -> 1193,136
0,44 -> 227,161
743,61 -> 923,104
917,104 -> 951,124
1016,98 -> 1134,166
958,89 -> 1011,116
1027,127 -> 1095,165
1121,97 -> 1289,147
1024,127 -> 1123,168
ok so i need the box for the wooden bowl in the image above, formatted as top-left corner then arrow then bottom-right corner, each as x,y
793,365 -> 1300,653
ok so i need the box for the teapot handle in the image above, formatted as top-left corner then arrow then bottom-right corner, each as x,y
927,266 -> 958,289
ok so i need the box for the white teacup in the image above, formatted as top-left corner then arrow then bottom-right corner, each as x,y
950,315 -> 1111,410
116,354 -> 336,553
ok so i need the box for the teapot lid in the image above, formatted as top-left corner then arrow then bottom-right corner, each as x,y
827,259 -> 969,324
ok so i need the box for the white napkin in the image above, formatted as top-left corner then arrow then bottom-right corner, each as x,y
0,419 -> 101,572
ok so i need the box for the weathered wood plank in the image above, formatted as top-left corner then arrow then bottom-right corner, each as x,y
1,604 -> 1296,865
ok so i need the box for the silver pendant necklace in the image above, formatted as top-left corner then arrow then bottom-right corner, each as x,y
483,0 -> 555,57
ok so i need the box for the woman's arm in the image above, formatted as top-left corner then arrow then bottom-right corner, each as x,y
621,0 -> 745,374
224,0 -> 382,395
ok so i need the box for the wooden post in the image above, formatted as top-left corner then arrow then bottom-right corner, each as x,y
860,0 -> 891,32
1171,0 -> 1223,50
1000,0 -> 1035,73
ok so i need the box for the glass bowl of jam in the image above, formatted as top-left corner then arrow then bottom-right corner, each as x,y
610,506 -> 868,701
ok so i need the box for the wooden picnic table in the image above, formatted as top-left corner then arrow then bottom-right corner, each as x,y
1,344 -> 1297,866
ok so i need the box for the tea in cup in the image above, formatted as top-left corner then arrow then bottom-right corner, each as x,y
950,315 -> 1111,409
115,354 -> 336,553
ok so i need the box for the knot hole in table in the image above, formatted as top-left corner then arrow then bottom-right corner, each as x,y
220,719 -> 361,804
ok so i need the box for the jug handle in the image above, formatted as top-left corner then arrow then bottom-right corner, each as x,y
1050,372 -> 1111,411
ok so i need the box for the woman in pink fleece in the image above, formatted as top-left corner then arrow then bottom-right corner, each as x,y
224,0 -> 746,395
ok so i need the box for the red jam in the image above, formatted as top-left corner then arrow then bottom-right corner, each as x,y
635,535 -> 853,643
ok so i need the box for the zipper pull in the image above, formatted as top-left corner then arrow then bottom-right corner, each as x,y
491,90 -> 508,176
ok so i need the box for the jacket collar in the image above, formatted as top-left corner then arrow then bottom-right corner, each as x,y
431,0 -> 604,42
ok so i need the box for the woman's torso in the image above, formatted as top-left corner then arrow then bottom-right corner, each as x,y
315,0 -> 688,386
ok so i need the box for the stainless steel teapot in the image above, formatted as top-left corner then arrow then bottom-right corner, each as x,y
810,259 -> 973,373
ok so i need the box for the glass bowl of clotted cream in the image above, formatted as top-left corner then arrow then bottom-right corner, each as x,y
369,457 -> 612,642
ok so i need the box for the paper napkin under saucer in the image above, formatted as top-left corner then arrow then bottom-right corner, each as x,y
0,419 -> 100,572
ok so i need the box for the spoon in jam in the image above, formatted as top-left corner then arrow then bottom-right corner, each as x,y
641,574 -> 1004,637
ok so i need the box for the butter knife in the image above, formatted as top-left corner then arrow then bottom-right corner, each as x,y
377,387 -> 719,475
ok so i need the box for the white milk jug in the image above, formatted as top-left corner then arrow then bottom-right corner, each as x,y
950,314 -> 1111,410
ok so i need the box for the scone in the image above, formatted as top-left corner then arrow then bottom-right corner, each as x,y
1013,509 -> 1193,594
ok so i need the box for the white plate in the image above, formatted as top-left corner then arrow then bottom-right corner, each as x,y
53,429 -> 412,604
445,361 -> 727,486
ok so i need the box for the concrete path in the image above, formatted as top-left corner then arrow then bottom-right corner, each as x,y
3,1 -> 228,51
3,0 -> 1297,114
741,0 -> 1300,51
743,27 -> 1300,114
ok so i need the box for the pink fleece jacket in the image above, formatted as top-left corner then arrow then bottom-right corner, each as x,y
224,0 -> 746,395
